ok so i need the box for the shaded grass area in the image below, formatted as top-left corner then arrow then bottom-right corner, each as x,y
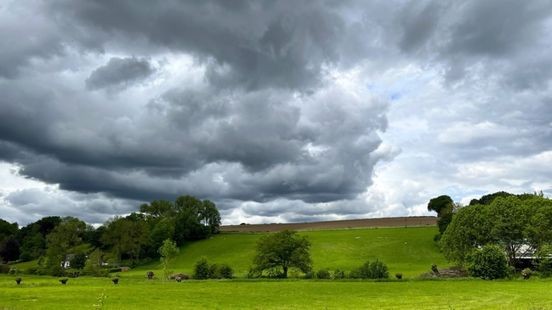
133,226 -> 447,278
1,275 -> 552,309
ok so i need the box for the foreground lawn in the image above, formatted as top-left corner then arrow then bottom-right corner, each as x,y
133,226 -> 446,278
1,275 -> 552,309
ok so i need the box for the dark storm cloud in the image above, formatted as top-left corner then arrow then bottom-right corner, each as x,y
396,0 -> 552,86
0,83 -> 388,204
0,0 -> 551,224
86,57 -> 155,90
444,0 -> 550,57
398,1 -> 444,52
45,0 -> 356,91
0,1 -> 65,78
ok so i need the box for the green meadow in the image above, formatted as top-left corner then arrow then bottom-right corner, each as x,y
2,276 -> 552,309
5,226 -> 552,309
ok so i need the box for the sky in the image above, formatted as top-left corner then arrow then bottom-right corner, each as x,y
0,0 -> 551,226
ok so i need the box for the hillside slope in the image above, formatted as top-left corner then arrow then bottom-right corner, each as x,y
136,226 -> 446,278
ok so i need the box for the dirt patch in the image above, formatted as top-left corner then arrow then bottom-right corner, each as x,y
221,216 -> 437,232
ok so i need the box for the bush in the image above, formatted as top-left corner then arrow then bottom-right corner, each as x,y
193,258 -> 233,279
332,269 -> 345,279
316,269 -> 331,279
303,271 -> 314,279
521,268 -> 532,280
208,263 -> 221,279
193,258 -> 211,280
356,260 -> 389,279
218,264 -> 233,279
467,244 -> 509,280
395,273 -> 403,280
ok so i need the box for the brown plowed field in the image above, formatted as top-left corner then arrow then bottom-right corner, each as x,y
221,216 -> 437,232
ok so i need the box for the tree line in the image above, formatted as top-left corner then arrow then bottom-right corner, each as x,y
0,195 -> 220,276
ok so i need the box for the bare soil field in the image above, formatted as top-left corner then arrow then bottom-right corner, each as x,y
221,216 -> 437,232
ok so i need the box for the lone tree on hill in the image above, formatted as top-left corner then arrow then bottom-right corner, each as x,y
252,230 -> 312,278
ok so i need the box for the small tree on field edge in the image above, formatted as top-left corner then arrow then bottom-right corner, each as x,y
158,239 -> 179,281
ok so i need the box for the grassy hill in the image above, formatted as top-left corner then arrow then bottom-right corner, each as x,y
135,226 -> 447,278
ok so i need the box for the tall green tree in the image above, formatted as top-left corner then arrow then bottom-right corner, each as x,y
526,197 -> 552,247
427,195 -> 454,235
0,236 -> 20,262
202,200 -> 221,234
44,217 -> 86,271
0,219 -> 19,263
83,248 -> 105,276
0,219 -> 18,240
17,216 -> 61,261
252,230 -> 312,278
101,214 -> 150,263
149,217 -> 175,255
173,195 -> 220,244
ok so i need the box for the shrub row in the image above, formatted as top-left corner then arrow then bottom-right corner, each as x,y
248,260 -> 393,280
193,258 -> 233,279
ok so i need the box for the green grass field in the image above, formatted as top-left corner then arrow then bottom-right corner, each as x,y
133,226 -> 447,278
1,275 -> 552,309
6,226 -> 550,309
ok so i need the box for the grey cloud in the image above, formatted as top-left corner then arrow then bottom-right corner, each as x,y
398,1 -> 444,52
1,0 -> 551,225
46,0 -> 358,91
2,83 -> 388,205
445,0 -> 551,57
2,188 -> 139,225
393,0 -> 552,88
86,57 -> 155,90
0,1 -> 65,78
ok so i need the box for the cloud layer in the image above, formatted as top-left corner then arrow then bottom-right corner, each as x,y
0,0 -> 551,225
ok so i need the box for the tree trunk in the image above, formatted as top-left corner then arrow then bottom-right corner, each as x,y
283,266 -> 288,278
